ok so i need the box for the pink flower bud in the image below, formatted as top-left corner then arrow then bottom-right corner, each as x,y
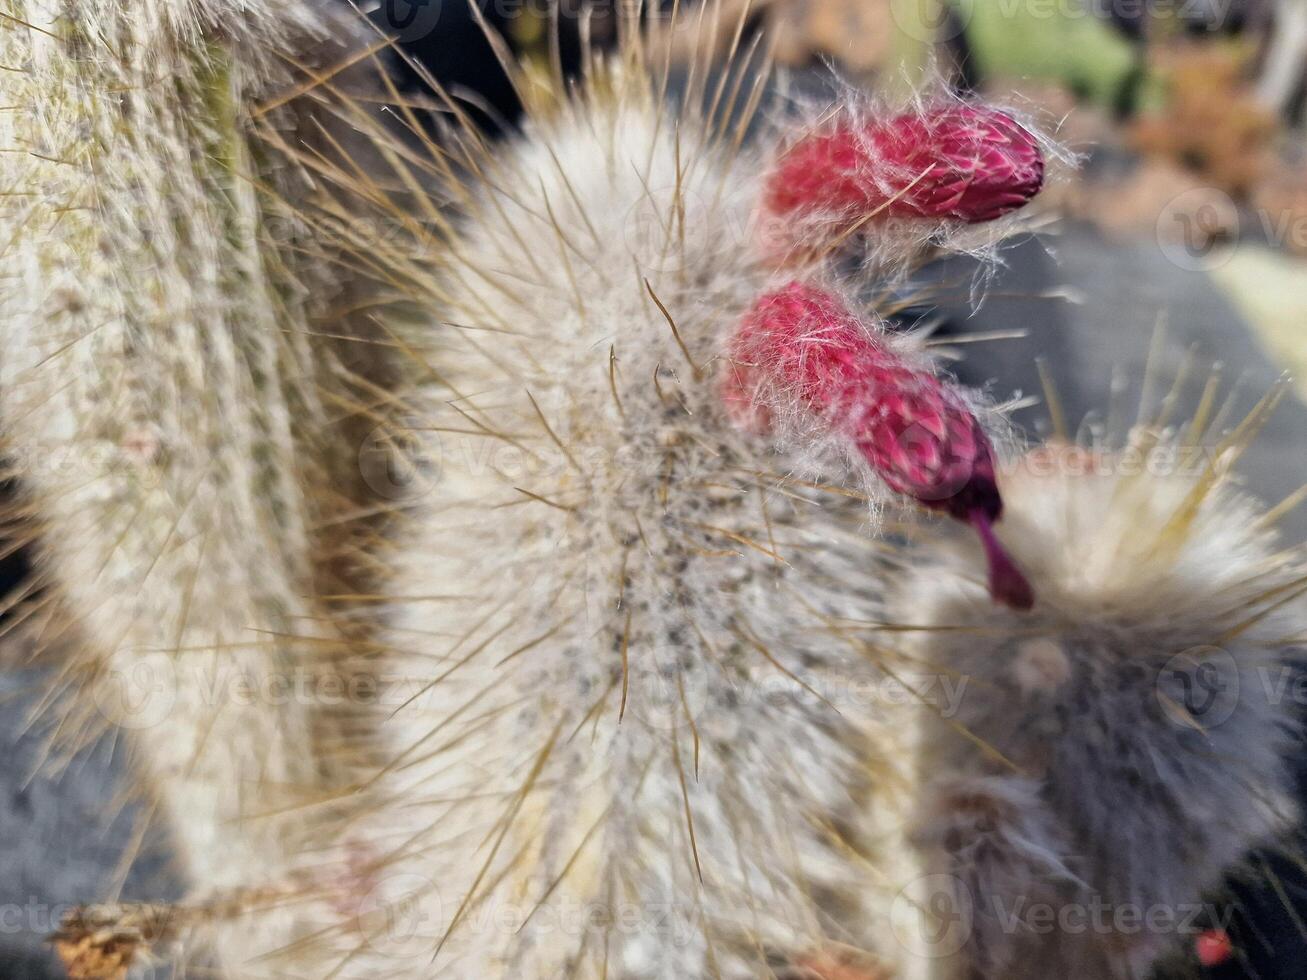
725,282 -> 1034,610
763,104 -> 1045,232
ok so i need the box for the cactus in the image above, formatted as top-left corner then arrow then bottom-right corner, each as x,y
0,0 -> 402,974
0,3 -> 1300,980
321,34 -> 1049,980
900,415 -> 1305,978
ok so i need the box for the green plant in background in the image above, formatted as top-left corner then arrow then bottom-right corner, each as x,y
892,0 -> 1145,109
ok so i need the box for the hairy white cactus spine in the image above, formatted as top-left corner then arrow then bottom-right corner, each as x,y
0,1 -> 398,973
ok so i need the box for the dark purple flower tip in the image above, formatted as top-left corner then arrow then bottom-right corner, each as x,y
970,507 -> 1035,611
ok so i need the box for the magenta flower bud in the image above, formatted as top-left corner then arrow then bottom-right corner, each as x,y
724,282 -> 1034,610
763,104 -> 1046,230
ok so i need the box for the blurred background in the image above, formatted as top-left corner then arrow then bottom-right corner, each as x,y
6,0 -> 1307,976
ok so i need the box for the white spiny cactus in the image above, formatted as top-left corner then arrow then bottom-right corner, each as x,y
343,77 -> 916,979
900,420 -> 1306,978
0,1 -> 400,974
2,4 -> 1302,980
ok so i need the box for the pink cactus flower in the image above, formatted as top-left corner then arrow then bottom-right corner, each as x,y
764,104 -> 1045,231
725,282 -> 1034,610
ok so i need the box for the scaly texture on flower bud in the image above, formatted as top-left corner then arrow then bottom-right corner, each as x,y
725,282 -> 1034,609
763,104 -> 1045,231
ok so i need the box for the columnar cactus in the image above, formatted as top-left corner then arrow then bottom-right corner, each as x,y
325,45 -> 1047,980
0,1 -> 400,974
